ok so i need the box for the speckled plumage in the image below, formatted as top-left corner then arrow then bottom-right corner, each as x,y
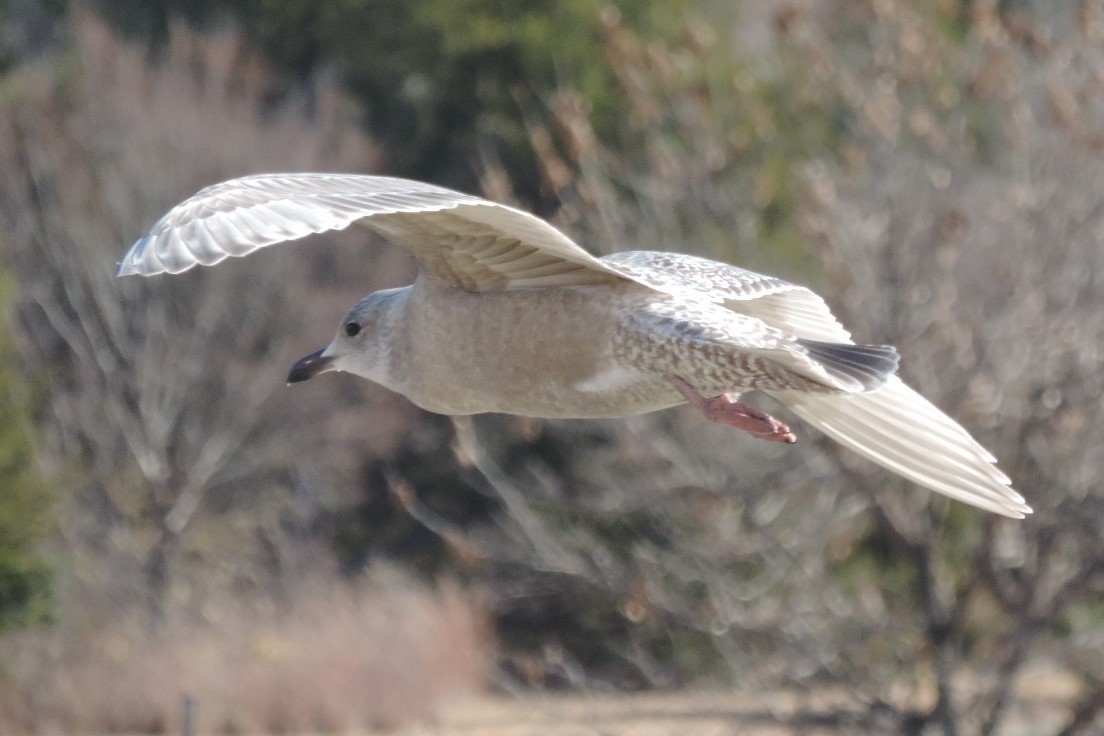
119,173 -> 1030,518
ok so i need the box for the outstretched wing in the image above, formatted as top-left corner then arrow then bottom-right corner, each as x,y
600,251 -> 1028,517
601,250 -> 853,342
769,378 -> 1030,518
119,173 -> 630,291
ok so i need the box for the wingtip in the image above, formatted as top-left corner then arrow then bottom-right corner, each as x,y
973,485 -> 1032,518
118,234 -> 166,277
117,236 -> 147,276
999,504 -> 1032,520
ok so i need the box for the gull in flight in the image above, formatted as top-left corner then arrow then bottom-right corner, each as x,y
119,173 -> 1030,518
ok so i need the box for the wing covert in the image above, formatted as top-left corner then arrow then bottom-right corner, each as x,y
600,250 -> 854,342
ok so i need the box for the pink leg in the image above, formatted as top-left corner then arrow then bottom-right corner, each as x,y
669,376 -> 796,444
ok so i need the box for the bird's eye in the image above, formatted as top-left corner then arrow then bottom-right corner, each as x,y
344,322 -> 361,337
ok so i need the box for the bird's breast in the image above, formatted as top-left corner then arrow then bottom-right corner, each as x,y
394,282 -> 682,418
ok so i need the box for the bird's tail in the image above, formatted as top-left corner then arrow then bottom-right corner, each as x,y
795,339 -> 900,392
767,377 -> 1031,517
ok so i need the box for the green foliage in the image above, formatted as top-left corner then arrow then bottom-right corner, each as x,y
0,274 -> 53,630
90,0 -> 690,189
0,0 -> 67,74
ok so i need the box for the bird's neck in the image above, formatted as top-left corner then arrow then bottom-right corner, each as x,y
346,287 -> 412,392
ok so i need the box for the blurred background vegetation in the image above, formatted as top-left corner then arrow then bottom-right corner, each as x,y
1,0 -> 1103,734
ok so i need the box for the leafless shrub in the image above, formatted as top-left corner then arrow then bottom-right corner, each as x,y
0,10 -> 425,618
0,11 -> 500,731
0,573 -> 489,734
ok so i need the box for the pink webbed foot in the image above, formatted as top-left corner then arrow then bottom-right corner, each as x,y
669,376 -> 796,444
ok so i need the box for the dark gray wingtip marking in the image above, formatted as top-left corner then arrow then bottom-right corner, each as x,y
796,339 -> 900,391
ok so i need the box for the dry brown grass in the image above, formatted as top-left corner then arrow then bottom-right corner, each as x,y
0,574 -> 491,734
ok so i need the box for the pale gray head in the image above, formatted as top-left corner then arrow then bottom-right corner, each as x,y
287,287 -> 407,384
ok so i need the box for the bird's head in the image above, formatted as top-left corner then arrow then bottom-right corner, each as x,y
287,288 -> 406,384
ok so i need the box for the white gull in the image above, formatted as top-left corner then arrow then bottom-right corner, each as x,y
119,173 -> 1030,518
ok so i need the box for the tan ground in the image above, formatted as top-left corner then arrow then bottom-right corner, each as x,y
395,670 -> 1082,736
403,692 -> 859,736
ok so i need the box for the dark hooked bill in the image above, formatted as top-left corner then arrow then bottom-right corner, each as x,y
287,348 -> 334,383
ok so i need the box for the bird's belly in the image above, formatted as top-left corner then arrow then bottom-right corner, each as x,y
407,368 -> 684,418
400,285 -> 684,418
